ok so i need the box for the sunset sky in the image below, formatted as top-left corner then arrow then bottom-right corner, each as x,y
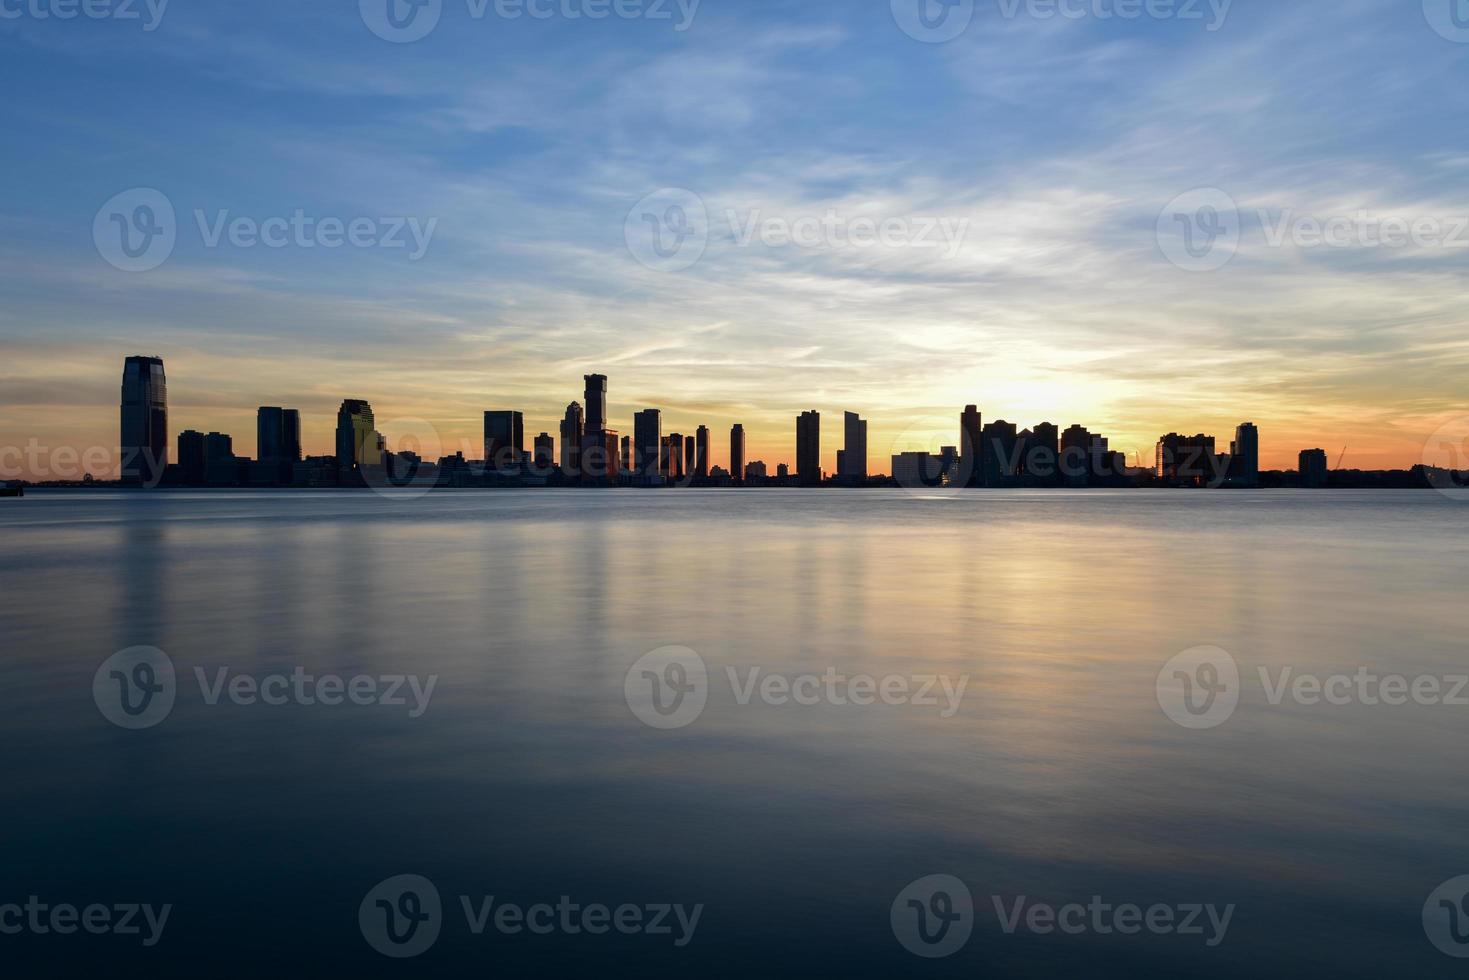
3,0 -> 1468,478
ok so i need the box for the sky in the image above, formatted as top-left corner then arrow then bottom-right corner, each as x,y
2,0 -> 1468,478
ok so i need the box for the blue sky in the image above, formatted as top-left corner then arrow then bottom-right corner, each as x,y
2,0 -> 1468,473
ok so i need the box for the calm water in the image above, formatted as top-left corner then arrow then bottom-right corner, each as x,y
1,489 -> 1466,977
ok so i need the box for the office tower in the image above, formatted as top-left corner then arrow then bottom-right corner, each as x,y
484,410 -> 525,469
560,402 -> 583,474
583,374 -> 607,435
745,460 -> 767,481
667,433 -> 685,480
1231,422 -> 1260,488
777,463 -> 790,479
1060,424 -> 1092,486
634,410 -> 662,484
620,435 -> 631,474
177,430 -> 206,484
684,434 -> 696,479
1156,433 -> 1218,487
534,433 -> 554,468
257,407 -> 302,463
578,428 -> 619,485
960,405 -> 982,487
796,411 -> 821,487
120,355 -> 167,485
695,425 -> 710,479
980,420 -> 1018,487
204,431 -> 233,462
837,411 -> 868,483
1299,448 -> 1329,488
335,399 -> 380,473
730,424 -> 746,485
1024,422 -> 1059,482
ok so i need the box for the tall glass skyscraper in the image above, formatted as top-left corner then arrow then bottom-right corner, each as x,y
796,410 -> 821,487
335,399 -> 379,475
120,355 -> 167,485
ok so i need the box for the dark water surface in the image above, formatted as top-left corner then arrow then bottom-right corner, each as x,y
1,489 -> 1466,977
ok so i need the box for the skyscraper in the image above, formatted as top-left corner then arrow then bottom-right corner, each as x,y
960,405 -> 982,487
335,399 -> 379,475
634,409 -> 663,485
484,410 -> 525,469
730,424 -> 746,485
837,411 -> 868,483
695,425 -> 710,479
980,420 -> 1018,487
177,429 -> 206,484
534,433 -> 555,468
796,411 -> 821,487
1231,422 -> 1260,488
1299,448 -> 1328,488
684,434 -> 696,479
583,374 -> 607,435
560,402 -> 584,475
620,435 -> 632,474
257,407 -> 302,464
120,355 -> 167,485
667,433 -> 685,481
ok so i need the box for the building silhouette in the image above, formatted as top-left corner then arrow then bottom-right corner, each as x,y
484,411 -> 525,470
730,424 -> 746,485
534,432 -> 555,468
695,425 -> 710,479
1156,433 -> 1218,487
961,405 -> 982,487
120,355 -> 167,484
837,411 -> 868,484
634,409 -> 663,485
583,374 -> 607,435
560,402 -> 584,475
980,420 -> 1018,486
336,399 -> 380,478
1300,448 -> 1329,488
620,435 -> 632,474
1231,422 -> 1260,488
177,429 -> 205,484
796,411 -> 821,487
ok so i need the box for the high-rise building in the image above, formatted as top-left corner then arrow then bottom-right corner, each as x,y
695,425 -> 710,479
560,402 -> 584,474
120,355 -> 167,485
257,407 -> 302,464
1299,448 -> 1328,488
534,433 -> 555,468
837,411 -> 868,483
634,409 -> 662,484
1022,422 -> 1059,481
1156,433 -> 1218,487
1060,424 -> 1093,487
484,410 -> 525,469
583,374 -> 607,435
730,424 -> 746,485
980,420 -> 1018,487
666,433 -> 685,481
335,399 -> 379,475
745,460 -> 767,481
177,429 -> 206,484
620,435 -> 632,474
684,434 -> 696,479
796,411 -> 821,487
1231,422 -> 1260,488
960,405 -> 982,487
